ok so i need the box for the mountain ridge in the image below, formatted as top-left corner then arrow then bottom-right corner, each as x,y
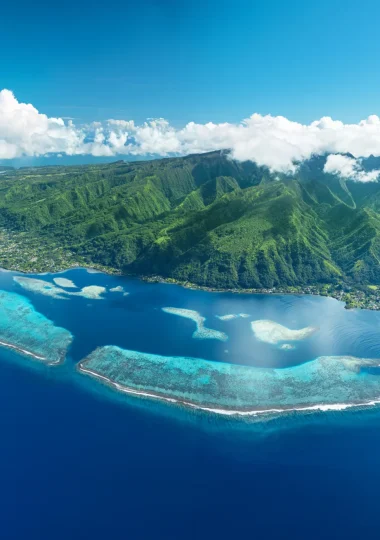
1,151 -> 380,295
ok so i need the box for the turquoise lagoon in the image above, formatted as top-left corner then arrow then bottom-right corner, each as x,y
4,267 -> 380,415
3,268 -> 380,539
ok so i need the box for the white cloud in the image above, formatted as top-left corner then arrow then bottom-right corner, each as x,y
1,88 -> 380,181
324,154 -> 380,182
0,89 -> 85,158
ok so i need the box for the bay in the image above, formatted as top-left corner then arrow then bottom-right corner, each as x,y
1,268 -> 380,539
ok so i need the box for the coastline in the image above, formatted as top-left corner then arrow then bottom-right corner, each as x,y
3,261 -> 379,311
133,274 -> 380,312
56,268 -> 380,312
77,362 -> 380,418
4,261 -> 380,419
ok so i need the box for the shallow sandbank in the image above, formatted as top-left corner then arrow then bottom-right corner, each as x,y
53,277 -> 77,288
162,307 -> 228,341
251,319 -> 318,345
216,313 -> 250,321
14,276 -> 106,300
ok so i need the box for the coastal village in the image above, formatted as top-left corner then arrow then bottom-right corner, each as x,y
1,227 -> 380,311
0,228 -> 117,276
144,278 -> 380,311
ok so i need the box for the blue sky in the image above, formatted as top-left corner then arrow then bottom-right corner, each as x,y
2,0 -> 380,125
2,0 -> 380,172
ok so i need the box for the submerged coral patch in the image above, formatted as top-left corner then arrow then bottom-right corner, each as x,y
251,320 -> 317,345
78,286 -> 106,299
0,290 -> 72,364
78,346 -> 380,415
162,307 -> 228,341
110,286 -> 124,293
14,276 -> 106,300
53,277 -> 77,288
14,276 -> 68,299
216,313 -> 250,321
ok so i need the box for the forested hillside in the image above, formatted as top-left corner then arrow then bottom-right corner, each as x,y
1,151 -> 380,290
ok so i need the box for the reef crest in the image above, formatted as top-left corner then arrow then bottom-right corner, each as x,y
78,346 -> 380,415
0,290 -> 72,364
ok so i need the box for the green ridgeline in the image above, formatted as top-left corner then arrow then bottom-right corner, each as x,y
1,151 -> 380,290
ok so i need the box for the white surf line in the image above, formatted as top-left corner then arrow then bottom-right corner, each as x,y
78,366 -> 179,404
187,399 -> 380,417
0,340 -> 46,361
78,365 -> 380,417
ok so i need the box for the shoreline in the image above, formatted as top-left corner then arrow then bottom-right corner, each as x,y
4,263 -> 379,311
140,276 -> 380,311
77,363 -> 380,418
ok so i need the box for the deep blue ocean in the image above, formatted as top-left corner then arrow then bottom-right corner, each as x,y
1,268 -> 380,539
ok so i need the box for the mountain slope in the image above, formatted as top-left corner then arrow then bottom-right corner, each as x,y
1,151 -> 380,289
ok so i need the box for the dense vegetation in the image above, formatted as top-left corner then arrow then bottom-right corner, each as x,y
1,151 -> 380,290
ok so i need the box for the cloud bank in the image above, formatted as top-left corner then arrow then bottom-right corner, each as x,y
0,90 -> 84,159
1,89 -> 380,180
324,155 -> 380,182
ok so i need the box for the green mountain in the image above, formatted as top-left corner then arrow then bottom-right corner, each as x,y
1,151 -> 380,290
